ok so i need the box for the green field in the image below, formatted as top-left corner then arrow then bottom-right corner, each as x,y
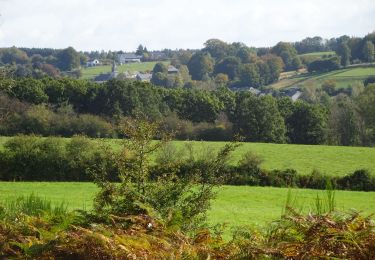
0,182 -> 374,230
298,51 -> 335,58
0,137 -> 374,176
81,61 -> 169,79
270,66 -> 375,90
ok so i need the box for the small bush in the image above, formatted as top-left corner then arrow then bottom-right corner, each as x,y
337,169 -> 374,191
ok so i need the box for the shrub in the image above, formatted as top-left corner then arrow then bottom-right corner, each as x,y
298,169 -> 329,189
337,169 -> 374,191
0,135 -> 116,181
268,169 -> 298,187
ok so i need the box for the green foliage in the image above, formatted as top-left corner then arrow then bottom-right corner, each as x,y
232,93 -> 286,143
362,40 -> 375,62
271,42 -> 301,71
357,83 -> 375,144
286,101 -> 328,144
187,52 -> 214,80
177,89 -> 224,123
56,47 -> 80,71
152,62 -> 167,74
307,57 -> 340,72
238,63 -> 261,87
214,56 -> 240,80
0,194 -> 67,220
93,116 -> 238,232
336,41 -> 351,67
0,135 -> 116,181
327,94 -> 362,146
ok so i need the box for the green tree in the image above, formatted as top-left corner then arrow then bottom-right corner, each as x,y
262,54 -> 284,83
57,47 -> 80,71
0,47 -> 29,64
286,101 -> 328,144
356,84 -> 375,144
271,42 -> 300,71
232,93 -> 286,143
152,62 -> 168,74
93,116 -> 238,231
214,56 -> 241,80
135,44 -> 144,55
178,89 -> 223,122
362,40 -> 374,62
187,52 -> 214,80
336,42 -> 351,67
10,78 -> 48,104
239,63 -> 260,87
203,39 -> 230,60
327,94 -> 361,146
151,72 -> 168,86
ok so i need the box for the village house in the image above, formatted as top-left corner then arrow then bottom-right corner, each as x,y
167,65 -> 179,74
86,59 -> 101,67
118,53 -> 142,64
136,73 -> 152,82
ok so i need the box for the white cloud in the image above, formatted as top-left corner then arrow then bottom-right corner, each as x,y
0,0 -> 374,51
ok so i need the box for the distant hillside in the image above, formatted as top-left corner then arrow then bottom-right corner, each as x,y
268,65 -> 375,90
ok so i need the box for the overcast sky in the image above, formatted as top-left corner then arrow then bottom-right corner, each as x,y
0,0 -> 374,51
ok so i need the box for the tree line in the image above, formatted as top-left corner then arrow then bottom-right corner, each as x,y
1,76 -> 374,146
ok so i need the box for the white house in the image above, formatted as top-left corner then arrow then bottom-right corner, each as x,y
136,73 -> 152,82
86,59 -> 100,67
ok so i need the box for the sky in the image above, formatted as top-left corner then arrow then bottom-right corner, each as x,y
0,0 -> 374,51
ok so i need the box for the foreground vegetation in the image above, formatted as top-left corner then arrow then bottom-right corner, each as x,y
1,183 -> 374,229
0,118 -> 374,258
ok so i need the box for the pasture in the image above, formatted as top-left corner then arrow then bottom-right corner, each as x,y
0,136 -> 374,176
0,182 -> 374,229
298,51 -> 335,58
269,66 -> 375,90
80,61 -> 169,79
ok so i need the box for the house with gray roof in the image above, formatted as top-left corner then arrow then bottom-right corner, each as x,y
167,65 -> 179,74
136,73 -> 152,82
118,53 -> 142,64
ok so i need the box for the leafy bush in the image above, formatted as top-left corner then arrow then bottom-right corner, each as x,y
337,169 -> 374,191
0,135 -> 116,181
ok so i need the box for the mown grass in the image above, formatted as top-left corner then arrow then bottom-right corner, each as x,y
0,182 -> 374,229
81,61 -> 169,79
298,51 -> 335,57
0,136 -> 374,176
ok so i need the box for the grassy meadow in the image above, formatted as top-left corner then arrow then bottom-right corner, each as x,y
0,136 -> 374,176
298,51 -> 335,58
0,182 -> 374,230
81,61 -> 169,79
269,66 -> 375,90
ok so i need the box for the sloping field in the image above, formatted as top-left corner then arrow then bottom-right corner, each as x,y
269,66 -> 375,90
81,61 -> 169,79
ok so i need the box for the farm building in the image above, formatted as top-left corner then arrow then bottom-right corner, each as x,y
118,53 -> 142,64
